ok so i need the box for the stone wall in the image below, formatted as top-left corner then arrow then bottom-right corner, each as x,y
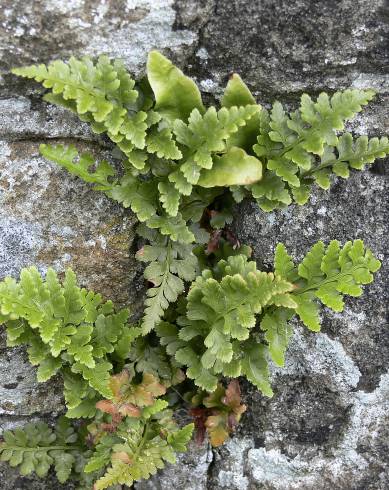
0,1 -> 388,488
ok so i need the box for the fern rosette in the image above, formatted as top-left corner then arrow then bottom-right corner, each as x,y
2,48 -> 386,489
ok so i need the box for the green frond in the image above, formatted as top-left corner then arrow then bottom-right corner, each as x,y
0,420 -> 82,483
39,144 -> 116,191
147,50 -> 205,122
136,234 -> 197,333
169,254 -> 295,393
278,239 -> 381,331
250,89 -> 387,211
0,267 -> 135,414
109,173 -> 158,222
13,56 -> 140,147
173,104 -> 260,187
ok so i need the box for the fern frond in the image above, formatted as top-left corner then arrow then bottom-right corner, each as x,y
289,239 -> 381,331
250,89 -> 387,211
12,56 -> 140,145
136,228 -> 198,333
164,254 -> 295,392
109,173 -> 158,222
90,398 -> 193,490
147,50 -> 205,122
308,134 -> 389,187
159,240 -> 379,395
0,267 -> 137,414
173,105 -> 259,187
128,336 -> 185,386
0,419 -> 82,483
190,380 -> 246,446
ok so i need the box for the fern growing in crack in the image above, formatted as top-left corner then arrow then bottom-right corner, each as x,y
0,266 -> 140,417
4,49 -> 387,489
156,240 -> 380,393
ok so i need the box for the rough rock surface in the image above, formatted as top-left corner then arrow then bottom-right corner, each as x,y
0,0 -> 388,489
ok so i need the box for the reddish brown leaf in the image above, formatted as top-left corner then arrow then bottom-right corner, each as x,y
109,370 -> 131,399
127,373 -> 166,407
206,229 -> 223,255
118,403 -> 141,418
222,380 -> 246,421
112,452 -> 132,464
189,407 -> 209,445
224,229 -> 241,249
205,413 -> 229,447
99,423 -> 118,433
96,400 -> 119,416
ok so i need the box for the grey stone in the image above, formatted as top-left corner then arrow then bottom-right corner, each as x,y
0,0 -> 388,489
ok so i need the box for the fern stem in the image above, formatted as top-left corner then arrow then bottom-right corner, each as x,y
2,445 -> 80,452
133,423 -> 150,460
301,148 -> 385,178
293,264 -> 368,295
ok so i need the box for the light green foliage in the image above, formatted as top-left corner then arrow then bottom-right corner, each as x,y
221,74 -> 262,151
157,240 -> 380,394
285,239 -> 381,331
250,90 -> 388,210
0,418 -> 83,483
258,240 -> 380,363
147,50 -> 205,122
39,144 -> 116,191
197,147 -> 262,187
172,104 -> 260,187
15,52 -> 387,333
92,420 -> 192,490
136,225 -> 198,333
13,56 -> 139,142
0,267 -> 139,416
128,336 -> 185,386
157,254 -> 296,393
7,49 -> 387,490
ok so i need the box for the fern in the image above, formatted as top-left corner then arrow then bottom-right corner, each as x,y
88,374 -> 194,490
190,380 -> 246,447
128,336 -> 185,386
248,90 -> 388,210
146,50 -> 205,122
0,418 -> 84,483
0,267 -> 140,416
13,56 -> 139,144
136,225 -> 198,333
14,52 -> 387,339
172,105 -> 260,187
157,253 -> 296,393
280,239 -> 381,331
157,240 -> 380,394
39,144 -> 116,191
7,49 -> 388,489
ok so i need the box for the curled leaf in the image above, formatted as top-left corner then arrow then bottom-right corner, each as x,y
197,147 -> 262,187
